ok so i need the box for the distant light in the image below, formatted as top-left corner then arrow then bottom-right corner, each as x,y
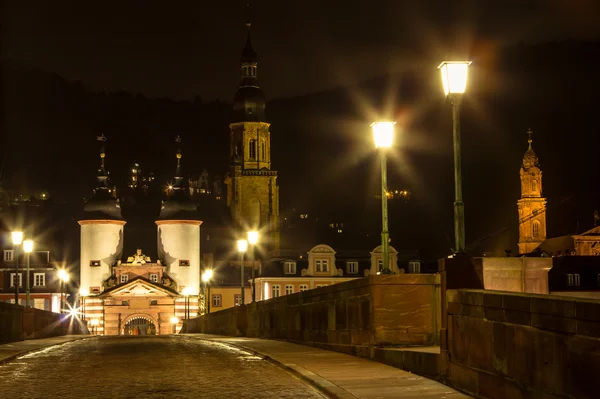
170,316 -> 179,324
182,287 -> 192,296
237,239 -> 248,253
371,122 -> 395,149
202,269 -> 213,282
168,185 -> 173,190
248,231 -> 259,245
90,319 -> 99,326
12,231 -> 23,246
80,288 -> 89,296
438,61 -> 471,95
23,240 -> 34,253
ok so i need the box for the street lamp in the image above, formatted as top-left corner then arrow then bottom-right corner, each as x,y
202,269 -> 213,314
438,60 -> 472,253
23,239 -> 34,307
182,287 -> 192,319
247,231 -> 259,302
237,239 -> 248,305
11,231 -> 23,305
58,269 -> 69,313
170,316 -> 179,334
371,122 -> 395,274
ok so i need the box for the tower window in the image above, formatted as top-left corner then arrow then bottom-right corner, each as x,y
261,139 -> 266,161
532,221 -> 540,238
249,139 -> 257,159
179,260 -> 190,267
531,179 -> 538,192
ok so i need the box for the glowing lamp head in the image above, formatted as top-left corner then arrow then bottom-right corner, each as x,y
182,287 -> 192,296
202,269 -> 213,282
80,288 -> 89,297
170,316 -> 179,324
90,319 -> 99,326
438,61 -> 471,95
247,231 -> 259,245
58,269 -> 69,283
12,231 -> 23,246
23,239 -> 34,253
237,239 -> 248,253
371,122 -> 395,148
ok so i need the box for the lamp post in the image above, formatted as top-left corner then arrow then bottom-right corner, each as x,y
58,269 -> 69,313
11,231 -> 23,305
371,122 -> 395,274
237,239 -> 248,305
247,231 -> 258,302
438,61 -> 471,254
202,269 -> 213,314
182,287 -> 191,319
80,288 -> 89,323
23,239 -> 34,307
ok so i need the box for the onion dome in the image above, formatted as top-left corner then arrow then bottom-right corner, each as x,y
83,135 -> 122,220
522,129 -> 540,169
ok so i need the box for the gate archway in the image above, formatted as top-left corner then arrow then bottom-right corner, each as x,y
123,314 -> 157,336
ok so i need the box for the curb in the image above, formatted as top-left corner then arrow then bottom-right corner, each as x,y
0,336 -> 94,365
188,336 -> 358,399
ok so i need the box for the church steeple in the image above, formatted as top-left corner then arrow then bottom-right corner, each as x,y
158,135 -> 197,220
83,135 -> 122,220
517,128 -> 547,254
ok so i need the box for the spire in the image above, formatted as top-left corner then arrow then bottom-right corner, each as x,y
522,128 -> 539,169
96,134 -> 108,188
173,135 -> 183,189
527,128 -> 533,149
83,134 -> 122,219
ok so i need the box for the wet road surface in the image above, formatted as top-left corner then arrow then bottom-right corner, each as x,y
0,336 -> 325,398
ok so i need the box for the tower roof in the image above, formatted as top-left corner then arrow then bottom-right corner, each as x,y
232,20 -> 267,123
157,136 -> 200,221
522,128 -> 540,169
82,135 -> 122,220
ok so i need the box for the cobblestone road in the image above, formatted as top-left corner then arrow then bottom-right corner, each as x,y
0,336 -> 325,399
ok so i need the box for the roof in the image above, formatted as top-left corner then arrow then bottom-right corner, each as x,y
98,276 -> 180,297
539,235 -> 575,256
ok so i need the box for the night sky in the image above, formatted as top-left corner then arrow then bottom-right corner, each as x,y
2,0 -> 599,100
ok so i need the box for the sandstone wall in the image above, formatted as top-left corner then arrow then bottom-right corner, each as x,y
446,289 -> 600,399
184,274 -> 441,352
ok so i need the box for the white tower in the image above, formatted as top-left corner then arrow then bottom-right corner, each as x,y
156,137 -> 202,297
79,135 -> 125,295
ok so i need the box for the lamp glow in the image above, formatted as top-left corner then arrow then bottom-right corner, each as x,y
11,231 -> 23,245
90,319 -> 99,326
247,231 -> 259,245
80,288 -> 89,296
202,269 -> 213,282
170,316 -> 179,324
237,239 -> 248,252
371,122 -> 395,148
58,269 -> 69,282
23,239 -> 34,253
182,287 -> 192,296
438,61 -> 471,95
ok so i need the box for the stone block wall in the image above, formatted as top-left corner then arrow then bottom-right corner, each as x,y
446,289 -> 600,399
0,302 -> 23,343
184,274 -> 441,351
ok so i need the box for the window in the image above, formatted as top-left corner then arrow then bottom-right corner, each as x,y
89,260 -> 101,267
212,294 -> 222,307
408,261 -> 421,274
249,139 -> 257,159
122,300 -> 129,306
179,260 -> 190,266
299,285 -> 308,292
234,294 -> 242,306
10,273 -> 22,287
532,221 -> 540,238
567,274 -> 581,287
261,139 -> 266,160
150,300 -> 158,305
149,274 -> 159,283
33,298 -> 46,310
4,250 -> 14,261
33,273 -> 45,287
284,261 -> 297,274
316,260 -> 329,272
285,285 -> 293,295
378,259 -> 383,271
347,261 -> 358,274
272,285 -> 281,298
120,274 -> 129,283
91,286 -> 101,294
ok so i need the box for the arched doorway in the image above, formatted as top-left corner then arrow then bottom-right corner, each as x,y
123,315 -> 157,336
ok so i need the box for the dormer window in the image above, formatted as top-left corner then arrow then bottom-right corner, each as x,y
120,274 -> 128,283
90,260 -> 101,267
284,261 -> 296,274
316,259 -> 329,272
346,261 -> 358,274
179,260 -> 190,267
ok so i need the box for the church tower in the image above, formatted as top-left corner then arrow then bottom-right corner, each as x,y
517,129 -> 547,254
225,21 -> 280,249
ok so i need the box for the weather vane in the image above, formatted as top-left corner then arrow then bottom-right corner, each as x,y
526,128 -> 533,146
175,135 -> 182,144
97,134 -> 107,142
